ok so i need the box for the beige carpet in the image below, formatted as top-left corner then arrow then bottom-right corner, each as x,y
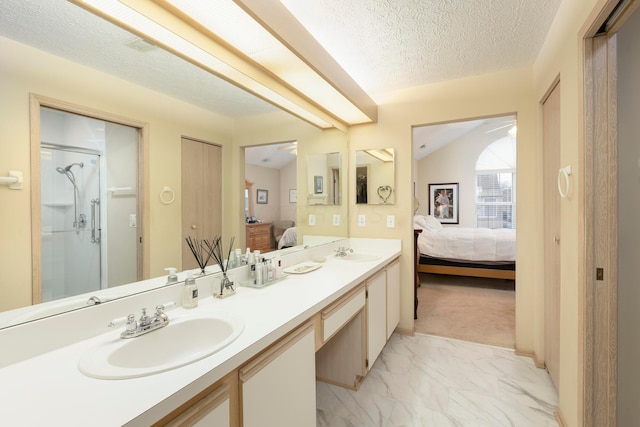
415,274 -> 516,348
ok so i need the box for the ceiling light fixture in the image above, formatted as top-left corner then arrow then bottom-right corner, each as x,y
365,149 -> 394,162
71,0 -> 376,130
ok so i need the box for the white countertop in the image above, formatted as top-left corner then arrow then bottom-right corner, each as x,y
0,238 -> 400,426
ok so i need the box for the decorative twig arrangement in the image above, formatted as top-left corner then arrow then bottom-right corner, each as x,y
205,236 -> 235,274
185,236 -> 216,275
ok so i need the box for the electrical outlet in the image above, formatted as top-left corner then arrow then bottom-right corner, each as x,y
386,215 -> 395,228
332,214 -> 340,226
308,214 -> 316,226
358,214 -> 366,227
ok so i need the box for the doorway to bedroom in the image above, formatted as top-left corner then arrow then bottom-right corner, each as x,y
412,114 -> 517,348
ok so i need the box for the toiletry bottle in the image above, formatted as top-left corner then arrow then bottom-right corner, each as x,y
248,251 -> 256,284
242,248 -> 250,266
182,274 -> 198,308
274,254 -> 282,279
228,251 -> 236,270
165,267 -> 178,285
266,259 -> 273,282
235,248 -> 242,268
255,261 -> 264,285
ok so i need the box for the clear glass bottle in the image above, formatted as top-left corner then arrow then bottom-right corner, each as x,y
182,275 -> 198,308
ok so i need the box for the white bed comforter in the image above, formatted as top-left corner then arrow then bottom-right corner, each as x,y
278,226 -> 298,249
418,227 -> 516,262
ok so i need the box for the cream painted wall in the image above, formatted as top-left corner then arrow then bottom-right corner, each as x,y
0,37 -> 234,311
349,67 -> 535,337
246,163 -> 280,224
416,122 -> 514,227
233,119 -> 349,247
532,0 -> 601,425
279,160 -> 297,223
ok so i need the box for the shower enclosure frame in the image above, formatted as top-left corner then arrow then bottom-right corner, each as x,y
42,145 -> 103,301
29,94 -> 149,305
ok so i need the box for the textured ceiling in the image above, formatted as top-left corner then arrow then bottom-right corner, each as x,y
0,0 -> 279,118
0,0 -> 560,167
280,0 -> 562,100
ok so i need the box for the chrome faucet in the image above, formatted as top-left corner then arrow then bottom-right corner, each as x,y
334,247 -> 353,257
108,302 -> 175,339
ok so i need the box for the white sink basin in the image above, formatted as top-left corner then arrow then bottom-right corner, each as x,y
336,253 -> 381,262
79,312 -> 244,379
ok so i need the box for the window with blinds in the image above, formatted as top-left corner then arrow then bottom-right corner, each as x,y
475,136 -> 516,229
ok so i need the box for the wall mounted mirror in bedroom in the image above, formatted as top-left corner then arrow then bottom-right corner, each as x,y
305,152 -> 342,205
355,148 -> 395,205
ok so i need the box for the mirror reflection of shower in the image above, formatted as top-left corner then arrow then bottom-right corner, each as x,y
56,162 -> 85,234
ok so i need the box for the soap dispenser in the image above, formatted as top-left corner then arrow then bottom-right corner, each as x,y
165,267 -> 178,285
182,274 -> 198,308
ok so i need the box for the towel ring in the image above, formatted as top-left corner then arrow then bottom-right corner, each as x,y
557,165 -> 572,198
160,186 -> 175,205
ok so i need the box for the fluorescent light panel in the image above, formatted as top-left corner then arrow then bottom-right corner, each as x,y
165,0 -> 371,124
78,0 -> 334,128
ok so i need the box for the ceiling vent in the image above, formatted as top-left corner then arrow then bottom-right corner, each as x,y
125,38 -> 158,52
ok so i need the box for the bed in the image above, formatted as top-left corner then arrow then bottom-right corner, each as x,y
414,215 -> 516,281
412,215 -> 516,319
277,226 -> 298,249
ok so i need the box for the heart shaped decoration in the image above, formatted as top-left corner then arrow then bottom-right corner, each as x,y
377,185 -> 392,203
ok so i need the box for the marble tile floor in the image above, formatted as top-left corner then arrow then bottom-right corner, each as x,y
316,333 -> 558,427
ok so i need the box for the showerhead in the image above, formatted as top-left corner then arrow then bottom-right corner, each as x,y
56,162 -> 84,174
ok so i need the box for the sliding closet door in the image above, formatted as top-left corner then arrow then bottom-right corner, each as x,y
542,82 -> 561,391
181,137 -> 222,271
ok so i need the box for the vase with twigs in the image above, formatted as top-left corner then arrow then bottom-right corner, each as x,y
207,236 -> 236,298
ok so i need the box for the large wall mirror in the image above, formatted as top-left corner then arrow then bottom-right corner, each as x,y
0,1 -> 346,329
306,152 -> 341,205
355,148 -> 396,205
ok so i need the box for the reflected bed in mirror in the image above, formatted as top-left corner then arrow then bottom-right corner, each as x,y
306,152 -> 341,205
355,148 -> 395,204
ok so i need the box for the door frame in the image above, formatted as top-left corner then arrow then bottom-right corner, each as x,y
29,94 -> 149,303
581,0 -> 639,425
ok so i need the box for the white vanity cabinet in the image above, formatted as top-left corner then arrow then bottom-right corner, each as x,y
159,374 -> 237,427
239,322 -> 316,427
386,258 -> 400,339
366,269 -> 387,369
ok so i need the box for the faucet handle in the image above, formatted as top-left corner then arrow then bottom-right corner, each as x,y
108,314 -> 134,328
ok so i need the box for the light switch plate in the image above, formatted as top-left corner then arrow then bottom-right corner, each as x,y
129,213 -> 137,228
332,214 -> 340,226
386,215 -> 395,228
308,214 -> 316,226
358,214 -> 366,227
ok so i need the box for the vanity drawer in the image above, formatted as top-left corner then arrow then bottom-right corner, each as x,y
321,284 -> 365,342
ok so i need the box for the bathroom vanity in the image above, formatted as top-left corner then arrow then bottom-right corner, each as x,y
0,238 -> 401,426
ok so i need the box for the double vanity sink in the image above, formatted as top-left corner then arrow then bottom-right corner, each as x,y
79,311 -> 244,379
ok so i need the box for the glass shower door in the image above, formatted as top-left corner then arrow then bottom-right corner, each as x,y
41,147 -> 101,302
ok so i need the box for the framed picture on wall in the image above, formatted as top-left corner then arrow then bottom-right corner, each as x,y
429,183 -> 458,224
314,176 -> 323,194
289,189 -> 297,203
256,189 -> 268,204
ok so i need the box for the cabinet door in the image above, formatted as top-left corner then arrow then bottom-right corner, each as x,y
366,270 -> 386,369
240,323 -> 316,427
386,259 -> 400,339
164,383 -> 231,427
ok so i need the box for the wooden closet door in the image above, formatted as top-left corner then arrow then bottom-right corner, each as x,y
543,82 -> 561,391
181,138 -> 222,270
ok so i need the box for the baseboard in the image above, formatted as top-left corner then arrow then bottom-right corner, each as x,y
554,409 -> 566,426
514,347 -> 546,369
395,327 -> 413,336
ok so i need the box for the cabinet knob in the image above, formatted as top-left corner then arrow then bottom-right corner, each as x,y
191,224 -> 197,230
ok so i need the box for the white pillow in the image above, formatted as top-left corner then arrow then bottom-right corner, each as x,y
413,215 -> 428,230
424,215 -> 443,231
